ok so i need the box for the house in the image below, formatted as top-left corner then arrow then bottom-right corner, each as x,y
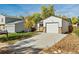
0,15 -> 24,33
37,16 -> 70,34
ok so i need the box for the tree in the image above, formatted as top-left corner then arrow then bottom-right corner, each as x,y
62,16 -> 67,19
24,16 -> 33,31
71,17 -> 77,24
31,13 -> 42,28
41,6 -> 49,19
32,13 -> 42,24
24,5 -> 55,31
47,5 -> 55,16
77,16 -> 79,23
67,18 -> 72,23
24,13 -> 42,30
41,5 -> 55,19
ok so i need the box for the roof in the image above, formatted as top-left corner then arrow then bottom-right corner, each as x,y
38,16 -> 69,24
0,15 -> 22,19
39,16 -> 61,22
6,20 -> 23,25
48,16 -> 62,19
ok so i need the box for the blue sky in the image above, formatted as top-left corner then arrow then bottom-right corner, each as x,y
0,4 -> 79,18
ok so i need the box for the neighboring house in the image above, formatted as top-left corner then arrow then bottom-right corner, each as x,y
37,16 -> 70,34
0,15 -> 24,33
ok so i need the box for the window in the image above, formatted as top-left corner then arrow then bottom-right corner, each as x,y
40,23 -> 43,27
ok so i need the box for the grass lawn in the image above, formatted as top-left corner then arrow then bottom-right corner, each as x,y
73,27 -> 79,37
0,32 -> 38,44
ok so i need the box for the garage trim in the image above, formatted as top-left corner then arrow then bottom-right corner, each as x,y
45,22 -> 59,33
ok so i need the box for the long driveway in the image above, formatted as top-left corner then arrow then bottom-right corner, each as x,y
7,33 -> 67,54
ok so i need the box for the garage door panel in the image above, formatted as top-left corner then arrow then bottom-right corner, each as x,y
46,23 -> 58,33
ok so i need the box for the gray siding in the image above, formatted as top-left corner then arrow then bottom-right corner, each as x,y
62,20 -> 69,33
15,21 -> 24,32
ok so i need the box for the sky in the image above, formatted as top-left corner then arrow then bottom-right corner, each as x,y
0,4 -> 79,18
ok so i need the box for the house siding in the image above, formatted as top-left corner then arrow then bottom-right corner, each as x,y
0,15 -> 5,24
37,16 -> 70,34
62,20 -> 69,33
0,15 -> 24,33
58,27 -> 62,33
15,21 -> 24,32
43,16 -> 62,27
5,24 -> 15,33
43,16 -> 62,33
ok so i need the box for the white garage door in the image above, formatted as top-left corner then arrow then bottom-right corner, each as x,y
46,23 -> 58,33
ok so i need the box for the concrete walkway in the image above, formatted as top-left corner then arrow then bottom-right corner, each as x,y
7,33 -> 67,54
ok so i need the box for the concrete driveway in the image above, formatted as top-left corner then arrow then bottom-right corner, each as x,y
12,33 -> 67,49
6,33 -> 68,54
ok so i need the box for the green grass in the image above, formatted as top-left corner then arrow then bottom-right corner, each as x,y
73,26 -> 79,37
0,32 -> 38,44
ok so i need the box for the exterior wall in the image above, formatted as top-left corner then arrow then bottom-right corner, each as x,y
43,16 -> 62,27
5,24 -> 15,33
36,23 -> 40,31
0,15 -> 5,24
0,24 -> 5,30
58,27 -> 62,33
5,21 -> 24,33
43,16 -> 62,33
37,16 -> 70,34
0,15 -> 22,24
62,20 -> 69,33
0,15 -> 24,33
39,27 -> 44,32
15,21 -> 24,32
5,17 -> 22,23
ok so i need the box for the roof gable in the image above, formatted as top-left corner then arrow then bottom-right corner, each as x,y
43,16 -> 69,23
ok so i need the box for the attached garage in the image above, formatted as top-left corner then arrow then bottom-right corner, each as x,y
46,22 -> 58,33
37,16 -> 70,34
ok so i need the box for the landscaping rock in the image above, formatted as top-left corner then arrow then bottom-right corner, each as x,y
0,47 -> 13,54
53,51 -> 58,54
68,52 -> 73,54
0,43 -> 9,48
39,51 -> 47,54
77,50 -> 79,52
57,50 -> 62,53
